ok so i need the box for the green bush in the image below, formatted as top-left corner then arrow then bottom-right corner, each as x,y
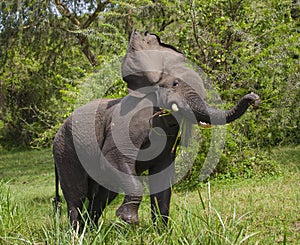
176,125 -> 281,190
0,0 -> 299,182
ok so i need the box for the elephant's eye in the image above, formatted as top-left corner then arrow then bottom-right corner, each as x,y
172,80 -> 179,87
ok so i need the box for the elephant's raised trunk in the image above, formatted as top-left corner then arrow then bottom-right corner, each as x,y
189,93 -> 261,125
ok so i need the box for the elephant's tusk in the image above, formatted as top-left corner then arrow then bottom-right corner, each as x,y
171,103 -> 179,112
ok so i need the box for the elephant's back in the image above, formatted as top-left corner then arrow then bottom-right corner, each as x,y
54,98 -> 121,151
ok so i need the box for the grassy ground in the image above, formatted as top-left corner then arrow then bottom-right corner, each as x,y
0,146 -> 299,244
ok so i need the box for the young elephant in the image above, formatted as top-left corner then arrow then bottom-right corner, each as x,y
53,31 -> 260,229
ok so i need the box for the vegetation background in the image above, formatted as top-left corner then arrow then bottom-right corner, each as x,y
0,0 -> 299,244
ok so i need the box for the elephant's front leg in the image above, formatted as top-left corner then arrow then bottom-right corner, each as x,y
103,150 -> 144,225
116,162 -> 143,225
149,157 -> 175,227
116,195 -> 142,225
150,188 -> 171,226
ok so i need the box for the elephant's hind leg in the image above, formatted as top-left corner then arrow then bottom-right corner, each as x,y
67,197 -> 86,231
87,180 -> 118,226
55,154 -> 89,230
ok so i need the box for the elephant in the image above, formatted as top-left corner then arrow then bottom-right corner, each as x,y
53,31 -> 261,230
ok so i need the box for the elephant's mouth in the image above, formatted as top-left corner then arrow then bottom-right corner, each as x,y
169,102 -> 213,128
198,121 -> 212,128
151,106 -> 212,129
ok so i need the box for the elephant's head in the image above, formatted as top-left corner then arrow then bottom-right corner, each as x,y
122,31 -> 261,125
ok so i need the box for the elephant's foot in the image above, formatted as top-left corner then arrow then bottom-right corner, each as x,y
116,203 -> 139,225
116,196 -> 141,225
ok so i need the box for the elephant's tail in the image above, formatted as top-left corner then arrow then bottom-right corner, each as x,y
52,165 -> 62,215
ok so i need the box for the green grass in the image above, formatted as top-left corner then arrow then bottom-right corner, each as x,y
0,146 -> 299,244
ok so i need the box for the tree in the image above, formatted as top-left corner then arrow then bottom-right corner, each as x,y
0,1 -> 87,145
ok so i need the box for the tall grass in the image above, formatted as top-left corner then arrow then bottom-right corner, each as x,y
0,180 -> 256,245
0,146 -> 299,244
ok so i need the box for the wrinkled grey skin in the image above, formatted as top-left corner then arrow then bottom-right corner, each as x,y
53,31 -> 261,229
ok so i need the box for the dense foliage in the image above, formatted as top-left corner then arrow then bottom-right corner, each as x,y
0,0 -> 299,180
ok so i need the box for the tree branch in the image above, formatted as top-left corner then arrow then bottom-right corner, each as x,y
54,0 -> 80,27
54,0 -> 109,67
82,0 -> 109,29
189,0 -> 207,63
125,8 -> 133,39
159,19 -> 175,32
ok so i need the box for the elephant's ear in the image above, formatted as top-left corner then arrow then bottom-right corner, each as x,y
122,31 -> 184,92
